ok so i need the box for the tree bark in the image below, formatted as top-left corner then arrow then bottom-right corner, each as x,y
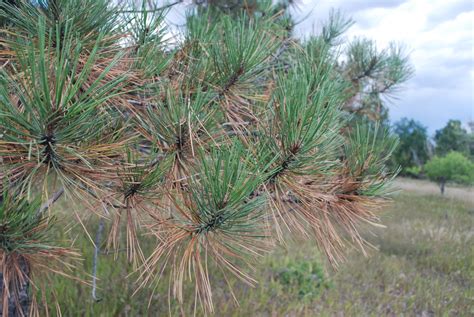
0,257 -> 30,317
439,177 -> 446,195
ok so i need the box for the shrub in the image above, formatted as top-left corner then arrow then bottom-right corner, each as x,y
276,260 -> 330,300
404,166 -> 422,178
424,152 -> 474,194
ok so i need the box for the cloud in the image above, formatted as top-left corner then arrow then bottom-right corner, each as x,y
340,0 -> 405,12
425,1 -> 473,28
293,0 -> 473,134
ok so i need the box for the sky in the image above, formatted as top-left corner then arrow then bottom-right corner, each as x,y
289,0 -> 474,135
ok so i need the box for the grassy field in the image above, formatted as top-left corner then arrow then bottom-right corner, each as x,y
43,179 -> 474,316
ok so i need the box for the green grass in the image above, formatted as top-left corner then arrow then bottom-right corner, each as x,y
42,186 -> 474,316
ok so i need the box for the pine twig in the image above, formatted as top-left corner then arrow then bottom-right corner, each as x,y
36,187 -> 65,217
117,0 -> 183,13
92,217 -> 105,302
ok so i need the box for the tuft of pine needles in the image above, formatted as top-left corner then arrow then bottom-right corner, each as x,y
0,191 -> 79,316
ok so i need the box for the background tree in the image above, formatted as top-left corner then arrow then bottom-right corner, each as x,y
0,0 -> 410,315
339,39 -> 413,125
392,118 -> 430,173
467,121 -> 474,158
424,151 -> 474,194
434,120 -> 470,157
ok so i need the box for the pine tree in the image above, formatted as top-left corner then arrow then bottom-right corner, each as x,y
0,1 -> 410,315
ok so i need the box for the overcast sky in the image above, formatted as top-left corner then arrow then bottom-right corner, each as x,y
289,0 -> 473,134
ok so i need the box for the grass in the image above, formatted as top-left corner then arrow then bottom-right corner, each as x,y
41,181 -> 474,316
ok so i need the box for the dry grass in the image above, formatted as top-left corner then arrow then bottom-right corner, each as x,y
42,178 -> 474,316
394,177 -> 474,204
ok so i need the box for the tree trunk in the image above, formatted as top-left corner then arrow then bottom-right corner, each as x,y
439,177 -> 446,195
0,257 -> 30,317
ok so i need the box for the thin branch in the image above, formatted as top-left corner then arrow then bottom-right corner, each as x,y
36,187 -> 64,217
92,217 -> 105,302
117,1 -> 183,13
77,183 -> 124,209
269,37 -> 292,67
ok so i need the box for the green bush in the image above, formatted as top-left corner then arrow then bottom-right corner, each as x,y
276,260 -> 329,300
424,152 -> 474,193
404,166 -> 422,178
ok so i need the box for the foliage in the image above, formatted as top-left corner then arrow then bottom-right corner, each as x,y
0,191 -> 78,316
275,259 -> 329,300
1,0 -> 120,49
424,151 -> 474,185
434,120 -> 471,157
0,18 -> 127,195
404,165 -> 422,178
392,118 -> 430,171
0,0 -> 18,26
343,122 -> 399,196
0,0 -> 411,314
340,39 -> 413,124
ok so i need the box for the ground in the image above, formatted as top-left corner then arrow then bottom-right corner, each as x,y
394,177 -> 474,204
45,178 -> 474,316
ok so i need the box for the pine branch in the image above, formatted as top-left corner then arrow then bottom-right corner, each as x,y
36,187 -> 64,217
117,1 -> 183,13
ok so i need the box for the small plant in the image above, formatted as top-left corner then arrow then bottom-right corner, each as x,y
276,259 -> 330,300
424,151 -> 474,194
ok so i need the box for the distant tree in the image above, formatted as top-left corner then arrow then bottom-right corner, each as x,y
467,121 -> 474,158
468,121 -> 474,133
392,118 -> 430,172
424,152 -> 474,194
434,120 -> 470,157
